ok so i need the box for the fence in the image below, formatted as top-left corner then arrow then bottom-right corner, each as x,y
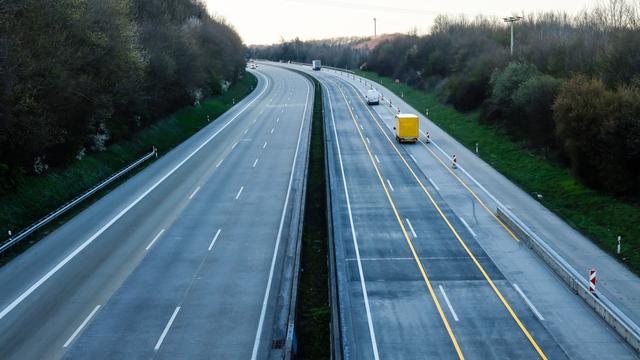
0,147 -> 157,255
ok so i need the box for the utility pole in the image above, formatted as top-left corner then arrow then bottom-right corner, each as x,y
373,18 -> 377,38
503,16 -> 523,56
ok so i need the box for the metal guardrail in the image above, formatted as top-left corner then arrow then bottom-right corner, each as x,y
0,147 -> 158,255
497,206 -> 640,354
331,67 -> 640,354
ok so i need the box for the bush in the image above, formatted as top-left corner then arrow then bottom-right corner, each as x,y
554,76 -> 640,195
512,75 -> 562,152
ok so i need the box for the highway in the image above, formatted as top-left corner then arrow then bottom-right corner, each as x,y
0,65 -> 312,359
282,63 -> 639,359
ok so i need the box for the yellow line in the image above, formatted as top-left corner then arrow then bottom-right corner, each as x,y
334,83 -> 465,360
344,80 -> 548,360
378,98 -> 521,242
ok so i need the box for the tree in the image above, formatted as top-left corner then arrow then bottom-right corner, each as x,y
512,75 -> 562,153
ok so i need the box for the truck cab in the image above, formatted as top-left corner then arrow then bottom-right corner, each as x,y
312,60 -> 322,71
394,114 -> 419,143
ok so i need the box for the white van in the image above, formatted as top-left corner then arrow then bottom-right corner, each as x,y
366,90 -> 380,105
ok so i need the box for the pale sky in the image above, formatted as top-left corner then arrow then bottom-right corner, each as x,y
205,0 -> 598,45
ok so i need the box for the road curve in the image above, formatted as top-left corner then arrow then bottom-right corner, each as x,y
0,65 -> 312,359
277,62 -> 637,359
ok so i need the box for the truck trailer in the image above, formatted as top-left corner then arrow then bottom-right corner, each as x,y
312,60 -> 322,71
394,114 -> 419,143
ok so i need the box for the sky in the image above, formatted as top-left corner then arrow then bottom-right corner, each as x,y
205,0 -> 598,45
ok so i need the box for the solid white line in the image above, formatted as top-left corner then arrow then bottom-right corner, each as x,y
459,217 -> 477,238
251,80 -> 311,360
232,141 -> 238,150
263,141 -> 267,149
154,306 -> 181,351
235,186 -> 244,200
405,218 -> 417,238
146,229 -> 166,250
323,84 -> 380,359
513,283 -> 545,321
439,285 -> 459,322
188,186 -> 200,199
386,179 -> 395,192
216,159 -> 224,168
409,154 -> 417,162
428,177 -> 441,191
252,158 -> 259,168
208,229 -> 221,251
63,305 -> 101,348
374,155 -> 380,163
0,72 -> 270,322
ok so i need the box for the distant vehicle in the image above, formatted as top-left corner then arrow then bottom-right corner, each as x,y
394,113 -> 419,143
366,90 -> 380,105
249,63 -> 256,69
312,60 -> 322,71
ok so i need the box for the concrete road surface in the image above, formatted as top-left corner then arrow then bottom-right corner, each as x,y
0,65 -> 312,359
278,62 -> 638,359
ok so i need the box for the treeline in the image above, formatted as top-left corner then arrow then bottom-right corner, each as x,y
250,37 -> 370,69
366,5 -> 640,196
255,1 -> 640,197
0,0 -> 245,192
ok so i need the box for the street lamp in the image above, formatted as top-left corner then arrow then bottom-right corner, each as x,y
503,16 -> 523,56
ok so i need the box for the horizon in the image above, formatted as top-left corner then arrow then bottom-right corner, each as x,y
206,0 -> 598,45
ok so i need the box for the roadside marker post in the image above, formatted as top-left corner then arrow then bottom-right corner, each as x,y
426,132 -> 431,144
617,236 -> 622,254
452,154 -> 457,169
589,269 -> 597,293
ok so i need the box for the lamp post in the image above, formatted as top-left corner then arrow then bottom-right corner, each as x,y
503,16 -> 523,56
373,18 -> 377,38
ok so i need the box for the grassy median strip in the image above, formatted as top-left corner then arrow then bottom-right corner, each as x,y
0,73 -> 257,264
357,70 -> 640,275
296,75 -> 330,358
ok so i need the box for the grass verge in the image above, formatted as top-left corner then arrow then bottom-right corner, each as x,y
357,70 -> 640,275
296,74 -> 330,358
0,73 -> 257,264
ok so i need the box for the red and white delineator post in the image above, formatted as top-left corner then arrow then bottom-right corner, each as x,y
452,154 -> 458,169
589,269 -> 597,293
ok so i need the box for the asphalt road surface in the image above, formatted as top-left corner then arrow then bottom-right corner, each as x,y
280,63 -> 638,359
0,65 -> 312,359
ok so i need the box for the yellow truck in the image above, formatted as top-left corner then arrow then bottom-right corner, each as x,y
394,114 -> 419,143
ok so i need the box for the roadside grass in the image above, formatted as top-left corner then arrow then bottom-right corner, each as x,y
0,73 -> 257,262
356,70 -> 640,275
296,75 -> 330,358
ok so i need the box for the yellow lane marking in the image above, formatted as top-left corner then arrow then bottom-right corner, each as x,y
378,98 -> 521,242
334,84 -> 465,360
346,80 -> 548,360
